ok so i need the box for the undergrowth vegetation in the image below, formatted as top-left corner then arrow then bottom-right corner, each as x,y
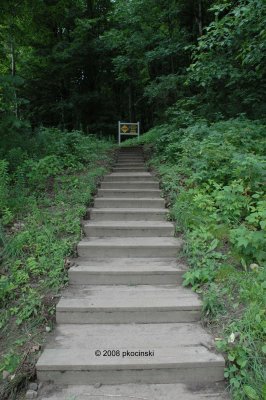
0,128 -> 114,399
124,113 -> 266,400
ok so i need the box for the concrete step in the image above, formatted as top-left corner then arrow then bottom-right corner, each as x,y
77,237 -> 181,258
37,322 -> 225,384
117,156 -> 144,159
37,383 -> 229,400
117,155 -> 144,158
117,158 -> 144,162
118,152 -> 143,155
117,150 -> 143,153
69,258 -> 186,285
116,161 -> 144,164
94,198 -> 165,208
113,167 -> 147,172
115,162 -> 146,167
56,285 -> 201,324
117,153 -> 143,156
119,147 -> 142,151
104,173 -> 155,182
83,221 -> 174,237
97,189 -> 161,198
89,208 -> 168,221
100,181 -> 159,189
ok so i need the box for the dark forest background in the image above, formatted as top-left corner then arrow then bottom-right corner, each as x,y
1,0 -> 265,141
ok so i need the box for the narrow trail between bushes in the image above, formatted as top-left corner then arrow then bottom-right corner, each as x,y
36,146 -> 229,399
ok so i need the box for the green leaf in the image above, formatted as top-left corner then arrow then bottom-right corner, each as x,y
262,384 -> 266,399
236,358 -> 247,368
243,385 -> 259,400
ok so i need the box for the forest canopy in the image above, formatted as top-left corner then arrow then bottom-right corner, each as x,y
1,0 -> 266,141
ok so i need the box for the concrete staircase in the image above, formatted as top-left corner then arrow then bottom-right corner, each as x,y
37,147 -> 225,392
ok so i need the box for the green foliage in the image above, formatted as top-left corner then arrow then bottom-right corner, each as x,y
125,113 -> 266,399
1,0 -> 266,132
0,160 -> 9,210
0,160 -> 14,225
188,0 -> 266,118
0,128 -> 113,395
216,303 -> 266,398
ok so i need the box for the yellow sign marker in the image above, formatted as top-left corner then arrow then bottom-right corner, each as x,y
121,125 -> 129,133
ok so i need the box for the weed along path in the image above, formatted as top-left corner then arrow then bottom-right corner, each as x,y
37,147 -> 229,400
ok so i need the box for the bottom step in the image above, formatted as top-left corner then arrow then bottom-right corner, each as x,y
38,383 -> 229,400
37,323 -> 225,385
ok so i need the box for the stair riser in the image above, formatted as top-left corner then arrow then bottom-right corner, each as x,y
77,245 -> 179,258
94,199 -> 165,208
69,272 -> 183,285
37,366 -> 224,385
101,182 -> 159,189
84,226 -> 174,237
90,211 -> 167,221
104,176 -> 154,182
56,310 -> 201,324
97,190 -> 161,198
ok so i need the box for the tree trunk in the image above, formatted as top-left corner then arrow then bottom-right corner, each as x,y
129,83 -> 135,122
198,0 -> 203,36
10,40 -> 16,76
10,39 -> 18,117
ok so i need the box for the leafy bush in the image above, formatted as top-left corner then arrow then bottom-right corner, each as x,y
125,114 -> 266,399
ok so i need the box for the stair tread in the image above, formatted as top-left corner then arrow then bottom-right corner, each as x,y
70,264 -> 185,274
73,257 -> 182,268
78,236 -> 180,247
102,181 -> 157,183
98,189 -> 160,193
57,285 -> 201,310
83,221 -> 173,227
37,322 -> 224,370
95,197 -> 164,201
109,172 -> 152,176
90,207 -> 167,212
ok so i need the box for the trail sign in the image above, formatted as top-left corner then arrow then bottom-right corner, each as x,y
121,124 -> 129,133
118,121 -> 140,144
